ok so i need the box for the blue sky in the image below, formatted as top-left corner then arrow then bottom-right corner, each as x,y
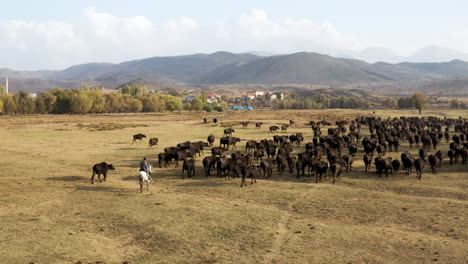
1,0 -> 467,69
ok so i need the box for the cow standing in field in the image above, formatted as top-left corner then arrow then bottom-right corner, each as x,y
213,118 -> 218,124
241,122 -> 249,128
269,126 -> 279,133
207,135 -> 215,146
203,118 -> 207,124
414,158 -> 425,180
241,165 -> 260,187
91,162 -> 115,184
256,122 -> 263,129
182,159 -> 196,179
148,138 -> 158,148
224,128 -> 235,136
131,134 -> 146,144
281,125 -> 289,133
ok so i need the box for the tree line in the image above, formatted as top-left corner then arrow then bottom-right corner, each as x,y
0,87 -> 230,115
0,85 -> 462,115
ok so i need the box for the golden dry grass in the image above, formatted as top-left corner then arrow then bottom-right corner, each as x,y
0,109 -> 467,264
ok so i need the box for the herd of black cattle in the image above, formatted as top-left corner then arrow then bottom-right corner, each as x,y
92,116 -> 468,188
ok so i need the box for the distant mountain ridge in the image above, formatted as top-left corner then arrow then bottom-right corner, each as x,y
2,51 -> 468,94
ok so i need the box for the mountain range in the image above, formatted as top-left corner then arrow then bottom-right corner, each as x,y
2,51 -> 468,95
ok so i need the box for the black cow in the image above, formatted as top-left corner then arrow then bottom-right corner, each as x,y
428,154 -> 441,174
362,154 -> 373,172
148,138 -> 158,148
392,159 -> 401,176
213,118 -> 218,124
256,122 -> 263,128
315,161 -> 328,183
260,159 -> 275,178
182,159 -> 195,179
158,152 -> 166,168
269,126 -> 279,133
207,135 -> 215,146
91,162 -> 115,184
330,163 -> 343,183
343,155 -> 353,172
224,128 -> 235,136
241,122 -> 249,128
212,147 -> 227,156
241,165 -> 260,187
220,137 -> 241,149
414,158 -> 425,180
203,156 -> 217,176
131,134 -> 146,144
245,140 -> 257,153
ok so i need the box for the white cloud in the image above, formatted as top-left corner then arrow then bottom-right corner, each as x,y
0,8 -> 367,70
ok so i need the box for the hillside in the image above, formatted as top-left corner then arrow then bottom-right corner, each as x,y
2,51 -> 468,95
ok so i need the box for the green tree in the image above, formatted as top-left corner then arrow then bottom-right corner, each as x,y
450,99 -> 459,109
119,84 -> 148,96
70,91 -> 93,114
129,98 -> 143,112
1,94 -> 17,114
0,98 -> 3,113
191,98 -> 203,112
35,92 -> 57,114
14,91 -> 35,114
51,88 -> 72,113
412,93 -> 428,114
88,90 -> 106,113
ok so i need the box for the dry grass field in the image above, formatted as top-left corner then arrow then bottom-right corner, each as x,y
0,109 -> 467,264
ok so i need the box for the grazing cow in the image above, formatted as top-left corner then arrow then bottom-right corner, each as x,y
428,154 -> 440,174
256,122 -> 263,128
281,125 -> 289,133
138,164 -> 153,193
392,159 -> 401,175
131,134 -> 146,144
203,156 -> 216,176
212,147 -> 227,156
269,126 -> 280,133
182,159 -> 196,179
207,135 -> 215,146
414,158 -> 425,180
241,165 -> 260,187
91,162 -> 115,184
224,128 -> 235,136
289,120 -> 295,127
241,122 -> 249,128
203,118 -> 207,124
148,138 -> 159,148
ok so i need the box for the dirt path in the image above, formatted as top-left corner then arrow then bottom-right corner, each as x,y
263,187 -> 313,264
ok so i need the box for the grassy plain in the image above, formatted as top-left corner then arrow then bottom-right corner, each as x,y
0,109 -> 467,264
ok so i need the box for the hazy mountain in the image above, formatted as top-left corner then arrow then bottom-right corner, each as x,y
407,45 -> 468,63
356,47 -> 404,63
2,51 -> 468,95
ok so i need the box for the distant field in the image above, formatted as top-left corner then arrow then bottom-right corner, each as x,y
0,109 -> 467,264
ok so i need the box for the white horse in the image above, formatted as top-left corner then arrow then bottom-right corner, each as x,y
138,164 -> 153,193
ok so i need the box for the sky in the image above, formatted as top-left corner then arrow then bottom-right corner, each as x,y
1,0 -> 468,70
